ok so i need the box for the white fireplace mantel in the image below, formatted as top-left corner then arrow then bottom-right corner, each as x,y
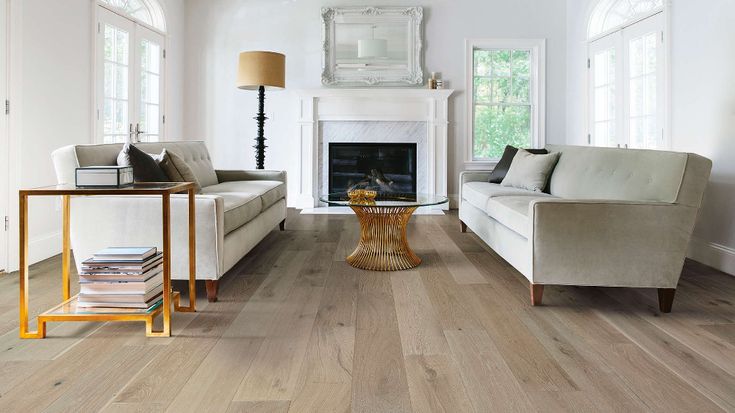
294,88 -> 454,209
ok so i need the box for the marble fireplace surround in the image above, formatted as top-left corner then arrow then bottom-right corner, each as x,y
319,122 -> 425,196
295,88 -> 454,210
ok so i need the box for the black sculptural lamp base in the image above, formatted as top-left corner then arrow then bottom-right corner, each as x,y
254,85 -> 267,170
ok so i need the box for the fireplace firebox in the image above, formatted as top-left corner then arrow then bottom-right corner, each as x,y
328,143 -> 417,195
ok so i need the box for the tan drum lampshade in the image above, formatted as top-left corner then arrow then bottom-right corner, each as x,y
236,51 -> 286,90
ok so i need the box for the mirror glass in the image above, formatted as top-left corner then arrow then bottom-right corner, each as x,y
334,22 -> 409,70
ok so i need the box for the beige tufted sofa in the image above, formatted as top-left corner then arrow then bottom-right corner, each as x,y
459,145 -> 711,312
51,141 -> 287,302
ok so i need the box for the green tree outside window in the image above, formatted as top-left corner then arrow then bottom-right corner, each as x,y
472,48 -> 533,160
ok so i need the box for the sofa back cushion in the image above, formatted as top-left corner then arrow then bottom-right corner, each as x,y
60,141 -> 219,188
545,145 -> 688,203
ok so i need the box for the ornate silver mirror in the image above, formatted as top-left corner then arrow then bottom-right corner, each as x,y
321,6 -> 424,87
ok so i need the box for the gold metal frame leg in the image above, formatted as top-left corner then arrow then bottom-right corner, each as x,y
62,195 -> 71,301
19,194 -> 45,339
145,316 -> 160,337
174,188 -> 197,312
158,193 -> 172,337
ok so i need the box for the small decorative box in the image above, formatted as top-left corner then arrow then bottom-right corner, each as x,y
75,166 -> 134,188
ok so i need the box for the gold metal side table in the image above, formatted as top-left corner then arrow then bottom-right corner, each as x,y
319,192 -> 448,271
19,182 -> 197,339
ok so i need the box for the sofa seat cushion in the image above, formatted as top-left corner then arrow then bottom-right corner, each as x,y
485,195 -> 551,238
462,181 -> 552,213
201,180 -> 286,234
218,193 -> 262,235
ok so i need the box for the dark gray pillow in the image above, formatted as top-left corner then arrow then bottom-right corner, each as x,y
119,144 -> 170,182
488,145 -> 548,184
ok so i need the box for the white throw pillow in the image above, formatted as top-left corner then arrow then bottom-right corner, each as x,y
117,143 -> 165,166
500,149 -> 560,192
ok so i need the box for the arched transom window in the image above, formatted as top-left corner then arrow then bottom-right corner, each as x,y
588,0 -> 662,39
99,0 -> 166,33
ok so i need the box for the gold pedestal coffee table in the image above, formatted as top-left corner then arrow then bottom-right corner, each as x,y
320,193 -> 448,271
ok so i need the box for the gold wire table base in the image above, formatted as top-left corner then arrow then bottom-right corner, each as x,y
346,206 -> 421,271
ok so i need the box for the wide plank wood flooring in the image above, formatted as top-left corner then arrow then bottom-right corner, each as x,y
1,209 -> 735,412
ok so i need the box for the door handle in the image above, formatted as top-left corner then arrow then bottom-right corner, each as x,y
135,123 -> 146,142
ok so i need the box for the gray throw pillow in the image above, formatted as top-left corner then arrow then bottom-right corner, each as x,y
159,150 -> 202,192
501,149 -> 560,192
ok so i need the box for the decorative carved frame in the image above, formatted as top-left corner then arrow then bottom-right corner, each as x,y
321,6 -> 424,87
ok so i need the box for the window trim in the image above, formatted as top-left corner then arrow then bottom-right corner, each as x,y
464,38 -> 545,167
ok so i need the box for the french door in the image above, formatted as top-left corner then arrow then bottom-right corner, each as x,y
588,12 -> 664,149
96,6 -> 165,144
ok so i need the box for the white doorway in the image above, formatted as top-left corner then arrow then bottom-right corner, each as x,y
0,0 -> 8,273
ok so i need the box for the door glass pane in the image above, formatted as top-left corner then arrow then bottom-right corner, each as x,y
139,37 -> 161,142
628,31 -> 658,149
103,23 -> 130,144
592,47 -> 616,147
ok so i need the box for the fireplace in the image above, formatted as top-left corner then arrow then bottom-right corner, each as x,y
295,88 -> 453,210
328,143 -> 417,195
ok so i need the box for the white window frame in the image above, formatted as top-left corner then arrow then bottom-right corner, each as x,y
465,38 -> 545,167
93,0 -> 167,144
586,1 -> 671,150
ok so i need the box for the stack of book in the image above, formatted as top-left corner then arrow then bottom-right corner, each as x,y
78,247 -> 164,309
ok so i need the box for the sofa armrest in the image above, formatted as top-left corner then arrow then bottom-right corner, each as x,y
458,170 -> 492,208
529,198 -> 699,288
69,194 -> 225,280
215,169 -> 287,184
459,170 -> 493,185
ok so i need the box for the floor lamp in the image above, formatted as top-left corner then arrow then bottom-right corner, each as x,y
236,51 -> 286,169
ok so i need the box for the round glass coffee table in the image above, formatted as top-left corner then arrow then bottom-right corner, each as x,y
320,192 -> 449,271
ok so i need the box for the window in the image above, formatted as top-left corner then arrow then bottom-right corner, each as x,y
96,1 -> 166,143
587,0 -> 666,149
588,0 -> 662,39
99,0 -> 166,32
466,39 -> 545,162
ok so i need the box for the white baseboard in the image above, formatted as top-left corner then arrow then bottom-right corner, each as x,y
23,231 -> 62,271
2,231 -> 63,273
449,194 -> 459,209
688,237 -> 735,276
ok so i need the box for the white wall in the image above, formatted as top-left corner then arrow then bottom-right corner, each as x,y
182,0 -> 568,202
565,0 -> 735,275
6,0 -> 186,270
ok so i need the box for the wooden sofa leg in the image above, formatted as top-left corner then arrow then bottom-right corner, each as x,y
460,220 -> 467,233
279,219 -> 286,231
205,280 -> 219,303
657,288 -> 676,313
530,284 -> 544,306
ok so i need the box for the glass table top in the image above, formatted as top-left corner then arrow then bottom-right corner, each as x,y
20,182 -> 194,195
320,192 -> 449,207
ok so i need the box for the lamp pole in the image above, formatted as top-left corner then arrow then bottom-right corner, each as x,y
254,85 -> 267,169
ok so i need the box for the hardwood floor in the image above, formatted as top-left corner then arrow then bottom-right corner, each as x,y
1,209 -> 734,412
